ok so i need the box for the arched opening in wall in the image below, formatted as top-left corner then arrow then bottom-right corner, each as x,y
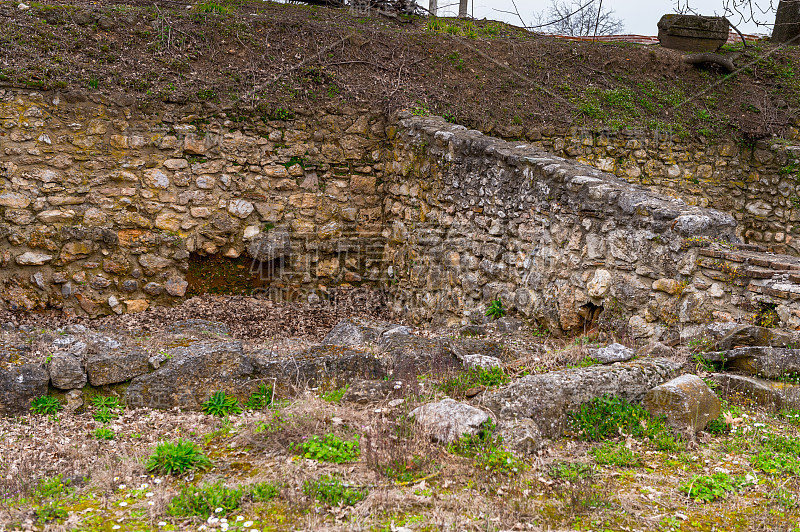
578,302 -> 604,335
185,252 -> 279,297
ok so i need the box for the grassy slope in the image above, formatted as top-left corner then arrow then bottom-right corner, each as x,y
1,0 -> 799,142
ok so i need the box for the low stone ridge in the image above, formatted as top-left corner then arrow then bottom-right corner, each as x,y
409,398 -> 490,443
708,373 -> 800,411
125,341 -> 257,409
252,345 -> 387,394
484,358 -> 682,438
86,347 -> 151,387
702,346 -> 800,379
321,318 -> 407,347
341,379 -> 406,404
642,374 -> 721,434
589,343 -> 635,364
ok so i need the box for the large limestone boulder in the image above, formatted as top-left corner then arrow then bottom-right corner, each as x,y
484,359 -> 681,438
0,364 -> 49,416
409,398 -> 490,443
713,324 -> 799,351
642,374 -> 721,434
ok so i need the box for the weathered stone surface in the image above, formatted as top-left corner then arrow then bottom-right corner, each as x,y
636,342 -> 676,358
246,227 -> 291,262
409,398 -> 490,443
589,343 -> 635,364
86,347 -> 150,386
714,325 -> 799,351
497,419 -> 544,454
49,352 -> 86,390
702,346 -> 800,379
657,14 -> 729,52
462,354 -> 503,370
251,345 -> 387,393
0,363 -> 49,416
125,341 -> 256,409
165,319 -> 231,336
484,359 -> 682,438
380,335 -> 462,380
15,252 -> 53,265
165,278 -> 189,297
341,378 -> 405,404
642,374 -> 721,434
709,373 -> 800,411
322,318 -> 387,346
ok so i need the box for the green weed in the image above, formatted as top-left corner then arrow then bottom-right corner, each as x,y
168,480 -> 244,518
591,441 -> 642,467
244,384 -> 273,410
93,427 -> 115,440
679,472 -> 749,502
485,298 -> 506,320
202,391 -> 242,417
321,385 -> 349,403
30,396 -> 62,416
145,439 -> 213,476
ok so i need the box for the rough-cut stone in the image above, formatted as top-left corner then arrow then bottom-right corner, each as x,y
642,374 -> 721,434
636,342 -> 676,358
484,359 -> 682,438
125,341 -> 256,409
701,346 -> 800,379
589,343 -> 635,364
709,373 -> 800,411
251,345 -> 387,394
714,325 -> 799,351
0,363 -> 49,416
246,227 -> 291,262
341,379 -> 405,404
497,419 -> 544,454
0,192 -> 31,209
322,318 -> 385,346
409,398 -> 490,443
16,252 -> 53,265
462,354 -> 503,370
49,352 -> 87,390
165,278 -> 189,297
86,347 -> 150,386
657,14 -> 729,52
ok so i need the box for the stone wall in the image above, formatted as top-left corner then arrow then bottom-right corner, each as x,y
0,89 -> 388,315
528,126 -> 800,255
384,115 -> 741,336
3,87 -> 795,339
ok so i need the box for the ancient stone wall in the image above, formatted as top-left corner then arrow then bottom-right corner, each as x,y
0,89 -> 388,315
384,115 -> 741,336
4,88 -> 795,339
527,126 -> 800,255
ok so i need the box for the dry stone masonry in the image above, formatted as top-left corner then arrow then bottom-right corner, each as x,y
5,88 -> 800,338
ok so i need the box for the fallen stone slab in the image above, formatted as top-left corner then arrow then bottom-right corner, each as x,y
713,325 -> 799,351
252,345 -> 387,393
380,335 -> 462,379
657,14 -> 729,52
701,347 -> 800,380
49,352 -> 86,390
125,341 -> 256,410
589,343 -> 635,364
0,363 -> 49,416
484,358 -> 682,438
642,374 -> 721,434
708,373 -> 800,411
409,398 -> 490,443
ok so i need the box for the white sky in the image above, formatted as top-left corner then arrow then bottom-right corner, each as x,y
435,0 -> 772,35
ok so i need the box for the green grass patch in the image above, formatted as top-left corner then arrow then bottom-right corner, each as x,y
679,472 -> 749,502
438,366 -> 510,397
292,433 -> 360,463
244,384 -> 273,410
447,420 -> 526,475
168,480 -> 245,518
302,475 -> 366,506
321,385 -> 349,403
591,441 -> 642,468
30,396 -> 62,416
568,395 -> 671,443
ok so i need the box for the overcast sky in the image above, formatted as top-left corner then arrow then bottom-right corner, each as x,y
435,0 -> 773,35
